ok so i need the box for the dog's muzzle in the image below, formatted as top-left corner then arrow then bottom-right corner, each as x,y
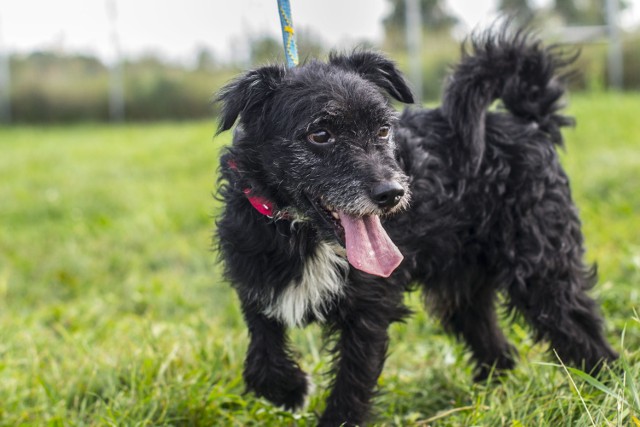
307,192 -> 404,278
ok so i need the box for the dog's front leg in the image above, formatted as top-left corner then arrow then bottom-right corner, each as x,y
320,308 -> 392,427
241,306 -> 310,411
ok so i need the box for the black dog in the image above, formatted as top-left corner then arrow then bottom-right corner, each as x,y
214,27 -> 617,426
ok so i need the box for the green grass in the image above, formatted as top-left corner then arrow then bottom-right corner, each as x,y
1,93 -> 639,426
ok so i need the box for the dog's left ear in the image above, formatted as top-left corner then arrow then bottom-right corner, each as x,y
215,65 -> 286,133
329,51 -> 414,104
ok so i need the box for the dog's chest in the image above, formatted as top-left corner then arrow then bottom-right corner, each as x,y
264,242 -> 349,328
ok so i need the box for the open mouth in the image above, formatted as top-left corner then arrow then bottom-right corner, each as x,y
306,195 -> 404,278
311,197 -> 346,244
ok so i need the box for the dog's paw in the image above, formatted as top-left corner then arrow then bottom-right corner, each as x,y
318,411 -> 362,427
245,366 -> 311,411
473,347 -> 519,383
582,347 -> 620,378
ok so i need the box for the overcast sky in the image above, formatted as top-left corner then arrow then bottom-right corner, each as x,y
0,0 -> 638,65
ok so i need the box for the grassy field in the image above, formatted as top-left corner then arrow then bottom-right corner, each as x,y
0,93 -> 639,426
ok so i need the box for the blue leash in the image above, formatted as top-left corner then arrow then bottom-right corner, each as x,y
277,0 -> 299,68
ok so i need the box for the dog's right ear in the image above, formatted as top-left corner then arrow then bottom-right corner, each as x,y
329,51 -> 414,104
215,65 -> 286,134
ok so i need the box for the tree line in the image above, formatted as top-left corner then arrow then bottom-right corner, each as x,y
1,0 -> 638,123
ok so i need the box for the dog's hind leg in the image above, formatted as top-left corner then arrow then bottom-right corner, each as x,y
428,285 -> 518,381
507,265 -> 618,374
241,307 -> 310,411
504,186 -> 618,373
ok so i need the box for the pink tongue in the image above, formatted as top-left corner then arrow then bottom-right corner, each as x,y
338,212 -> 404,278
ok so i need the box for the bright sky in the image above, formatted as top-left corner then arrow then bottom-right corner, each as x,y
0,0 -> 638,65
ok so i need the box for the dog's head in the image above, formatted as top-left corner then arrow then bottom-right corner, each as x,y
216,51 -> 414,277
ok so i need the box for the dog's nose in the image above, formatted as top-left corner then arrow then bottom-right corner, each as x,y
371,181 -> 405,208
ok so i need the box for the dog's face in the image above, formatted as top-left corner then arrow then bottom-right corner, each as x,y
217,52 -> 415,276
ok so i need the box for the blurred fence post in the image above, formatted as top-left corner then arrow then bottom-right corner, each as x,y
0,13 -> 11,124
405,0 -> 423,104
106,0 -> 125,122
109,61 -> 125,122
605,0 -> 623,90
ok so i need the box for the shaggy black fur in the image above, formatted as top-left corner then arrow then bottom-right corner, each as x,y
214,26 -> 618,426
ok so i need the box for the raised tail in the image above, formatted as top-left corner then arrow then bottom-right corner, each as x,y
442,25 -> 577,172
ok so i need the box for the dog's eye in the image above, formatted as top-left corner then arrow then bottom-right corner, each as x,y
307,130 -> 334,145
377,126 -> 391,139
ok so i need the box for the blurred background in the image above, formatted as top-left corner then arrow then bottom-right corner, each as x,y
0,0 -> 638,124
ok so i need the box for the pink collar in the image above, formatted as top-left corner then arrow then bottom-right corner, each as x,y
243,188 -> 277,217
228,159 -> 286,219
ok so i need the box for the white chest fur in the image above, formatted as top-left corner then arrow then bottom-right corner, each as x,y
264,242 -> 349,328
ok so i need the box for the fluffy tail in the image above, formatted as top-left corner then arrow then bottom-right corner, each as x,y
442,25 -> 577,172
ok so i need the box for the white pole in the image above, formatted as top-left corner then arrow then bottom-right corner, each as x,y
106,0 -> 125,121
0,13 -> 11,123
405,0 -> 423,103
605,0 -> 623,90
